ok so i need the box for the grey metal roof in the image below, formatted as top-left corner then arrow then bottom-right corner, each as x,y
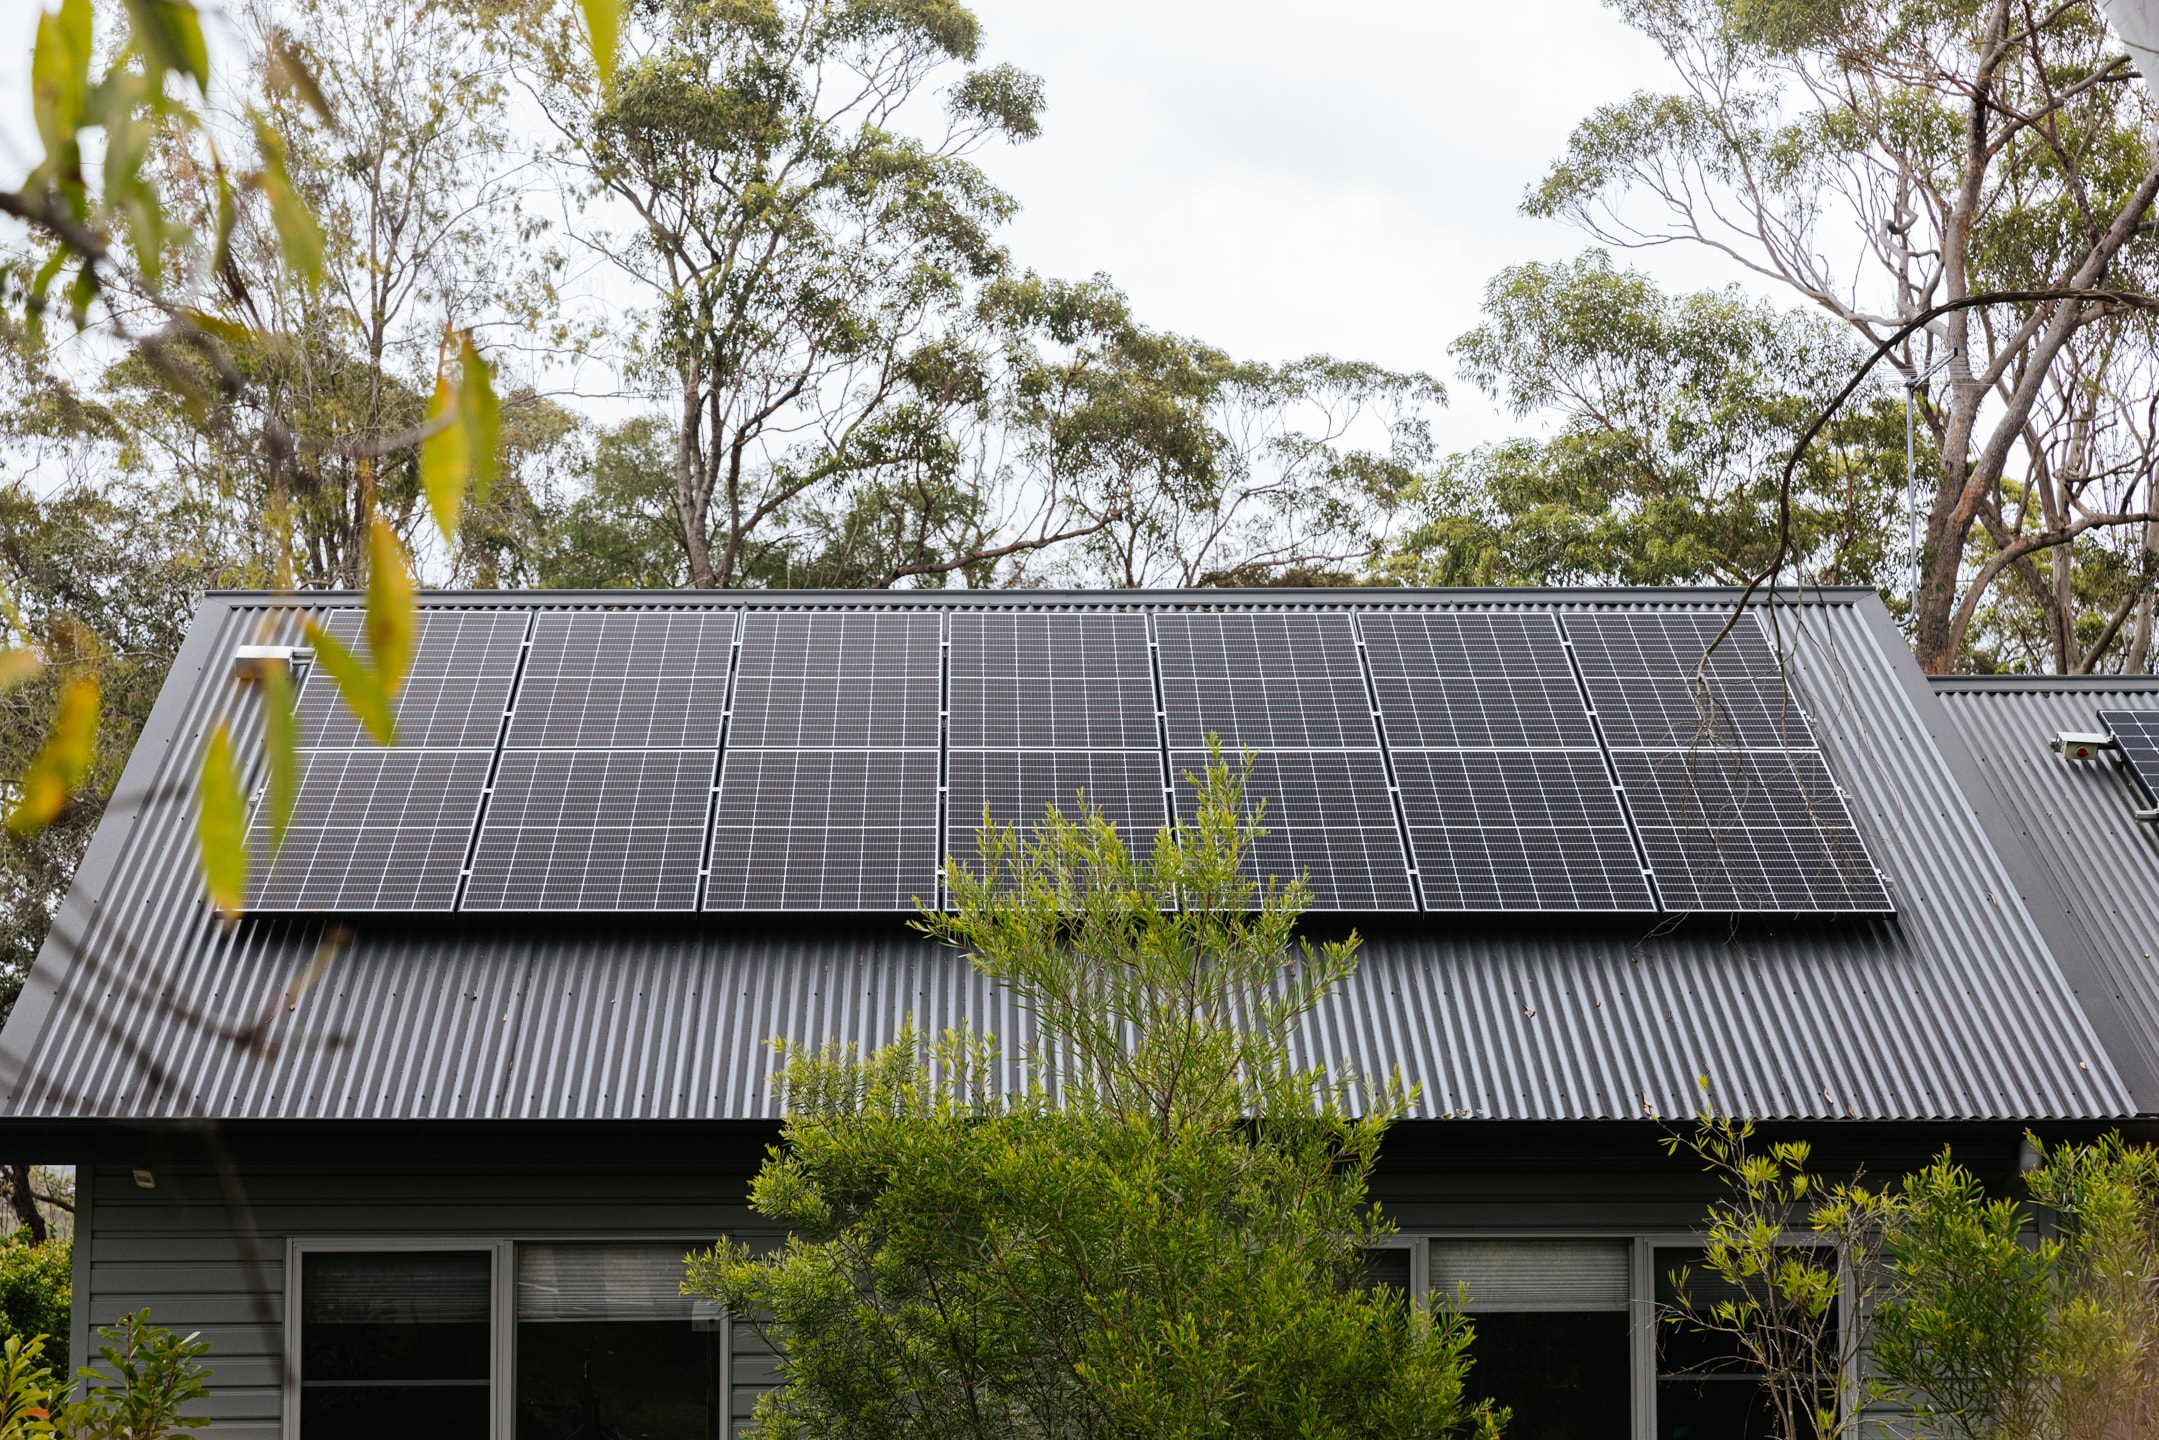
0,587 -> 2146,1124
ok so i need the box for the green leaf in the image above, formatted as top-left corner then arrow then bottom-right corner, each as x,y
30,0 -> 92,168
419,369 -> 468,540
458,336 -> 501,498
121,0 -> 210,90
579,0 -> 619,87
365,519 -> 416,696
261,659 -> 298,857
196,723 -> 247,916
264,30 -> 334,125
253,119 -> 323,287
210,151 -> 237,278
8,674 -> 99,835
303,621 -> 395,745
23,250 -> 65,349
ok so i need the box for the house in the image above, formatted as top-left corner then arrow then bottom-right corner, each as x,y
1,584 -> 2154,1440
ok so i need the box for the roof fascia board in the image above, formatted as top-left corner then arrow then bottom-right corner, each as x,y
1929,674 -> 2159,693
199,585 -> 1882,607
1857,591 -> 2159,1112
0,594 -> 236,1097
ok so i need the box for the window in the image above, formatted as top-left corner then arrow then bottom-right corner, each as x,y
1655,1248 -> 1832,1440
516,1242 -> 723,1440
300,1249 -> 493,1440
1433,1239 -> 1631,1440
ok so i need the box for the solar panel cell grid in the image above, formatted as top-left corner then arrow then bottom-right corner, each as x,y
506,611 -> 734,749
1167,748 -> 1415,911
463,750 -> 714,910
297,609 -> 527,749
248,749 -> 494,910
947,750 -> 1167,843
1563,610 -> 1783,680
1582,674 -> 1818,750
706,749 -> 941,910
1155,613 -> 1378,749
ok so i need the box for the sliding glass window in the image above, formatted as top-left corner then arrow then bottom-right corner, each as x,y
300,1249 -> 493,1440
516,1242 -> 722,1440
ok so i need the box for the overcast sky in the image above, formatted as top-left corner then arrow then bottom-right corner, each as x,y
0,0 -> 1763,451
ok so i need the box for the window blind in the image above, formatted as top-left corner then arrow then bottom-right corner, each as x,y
302,1251 -> 491,1325
517,1242 -> 704,1322
1429,1239 -> 1630,1312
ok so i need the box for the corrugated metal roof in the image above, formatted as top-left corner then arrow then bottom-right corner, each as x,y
0,588 -> 2144,1124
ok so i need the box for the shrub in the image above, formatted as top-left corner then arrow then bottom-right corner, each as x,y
0,1238 -> 69,1375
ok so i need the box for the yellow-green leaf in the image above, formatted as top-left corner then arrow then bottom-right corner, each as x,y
458,336 -> 501,498
8,674 -> 99,835
264,30 -> 334,125
261,659 -> 298,857
366,519 -> 416,697
579,0 -> 619,87
30,0 -> 92,166
304,620 -> 395,745
254,119 -> 322,287
210,152 -> 237,278
419,369 -> 468,540
196,722 -> 247,916
121,0 -> 210,90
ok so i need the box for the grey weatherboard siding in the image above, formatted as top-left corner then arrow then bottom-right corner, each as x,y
0,586 -> 2145,1125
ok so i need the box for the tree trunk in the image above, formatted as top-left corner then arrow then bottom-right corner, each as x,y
5,1164 -> 46,1245
677,372 -> 717,588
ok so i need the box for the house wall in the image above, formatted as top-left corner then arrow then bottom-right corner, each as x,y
57,1117 -> 2070,1440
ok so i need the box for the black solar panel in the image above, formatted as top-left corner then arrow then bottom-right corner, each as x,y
298,609 -> 527,748
706,749 -> 941,910
2099,711 -> 2159,807
1614,749 -> 1889,911
1361,613 -> 1595,748
506,611 -> 734,749
249,749 -> 494,910
463,750 -> 714,910
948,613 -> 1158,749
947,750 -> 1168,862
1390,750 -> 1654,911
254,608 -> 527,911
729,611 -> 940,748
1561,609 -> 1888,912
1155,612 -> 1377,749
1167,749 -> 1415,910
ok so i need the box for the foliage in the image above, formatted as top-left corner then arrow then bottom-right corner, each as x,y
684,755 -> 1499,1440
0,1239 -> 71,1376
1873,1134 -> 2159,1439
1656,1097 -> 1895,1440
1383,252 -> 1902,590
1524,0 -> 2159,672
0,1311 -> 208,1440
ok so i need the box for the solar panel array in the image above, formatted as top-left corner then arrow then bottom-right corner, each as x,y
946,613 -> 1167,880
2098,710 -> 2159,809
248,602 -> 1892,915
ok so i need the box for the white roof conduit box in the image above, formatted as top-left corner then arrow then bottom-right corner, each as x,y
2051,732 -> 2117,761
231,644 -> 310,681
2102,0 -> 2159,78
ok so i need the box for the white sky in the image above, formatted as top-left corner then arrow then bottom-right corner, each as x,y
0,0 -> 1767,452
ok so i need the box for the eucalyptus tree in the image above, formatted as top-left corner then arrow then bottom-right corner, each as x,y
1532,0 -> 2159,671
525,0 -> 1059,588
1384,252 -> 1904,591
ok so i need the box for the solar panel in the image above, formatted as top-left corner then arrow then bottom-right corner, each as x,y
728,611 -> 941,748
948,613 -> 1158,749
298,609 -> 527,748
1361,612 -> 1651,911
1167,748 -> 1416,910
947,750 -> 1167,865
706,611 -> 943,910
463,750 -> 714,910
1563,609 -> 1888,911
249,749 -> 494,910
1614,749 -> 1889,911
1389,750 -> 1654,911
505,611 -> 734,749
253,608 -> 528,910
2098,711 -> 2159,808
706,749 -> 942,910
